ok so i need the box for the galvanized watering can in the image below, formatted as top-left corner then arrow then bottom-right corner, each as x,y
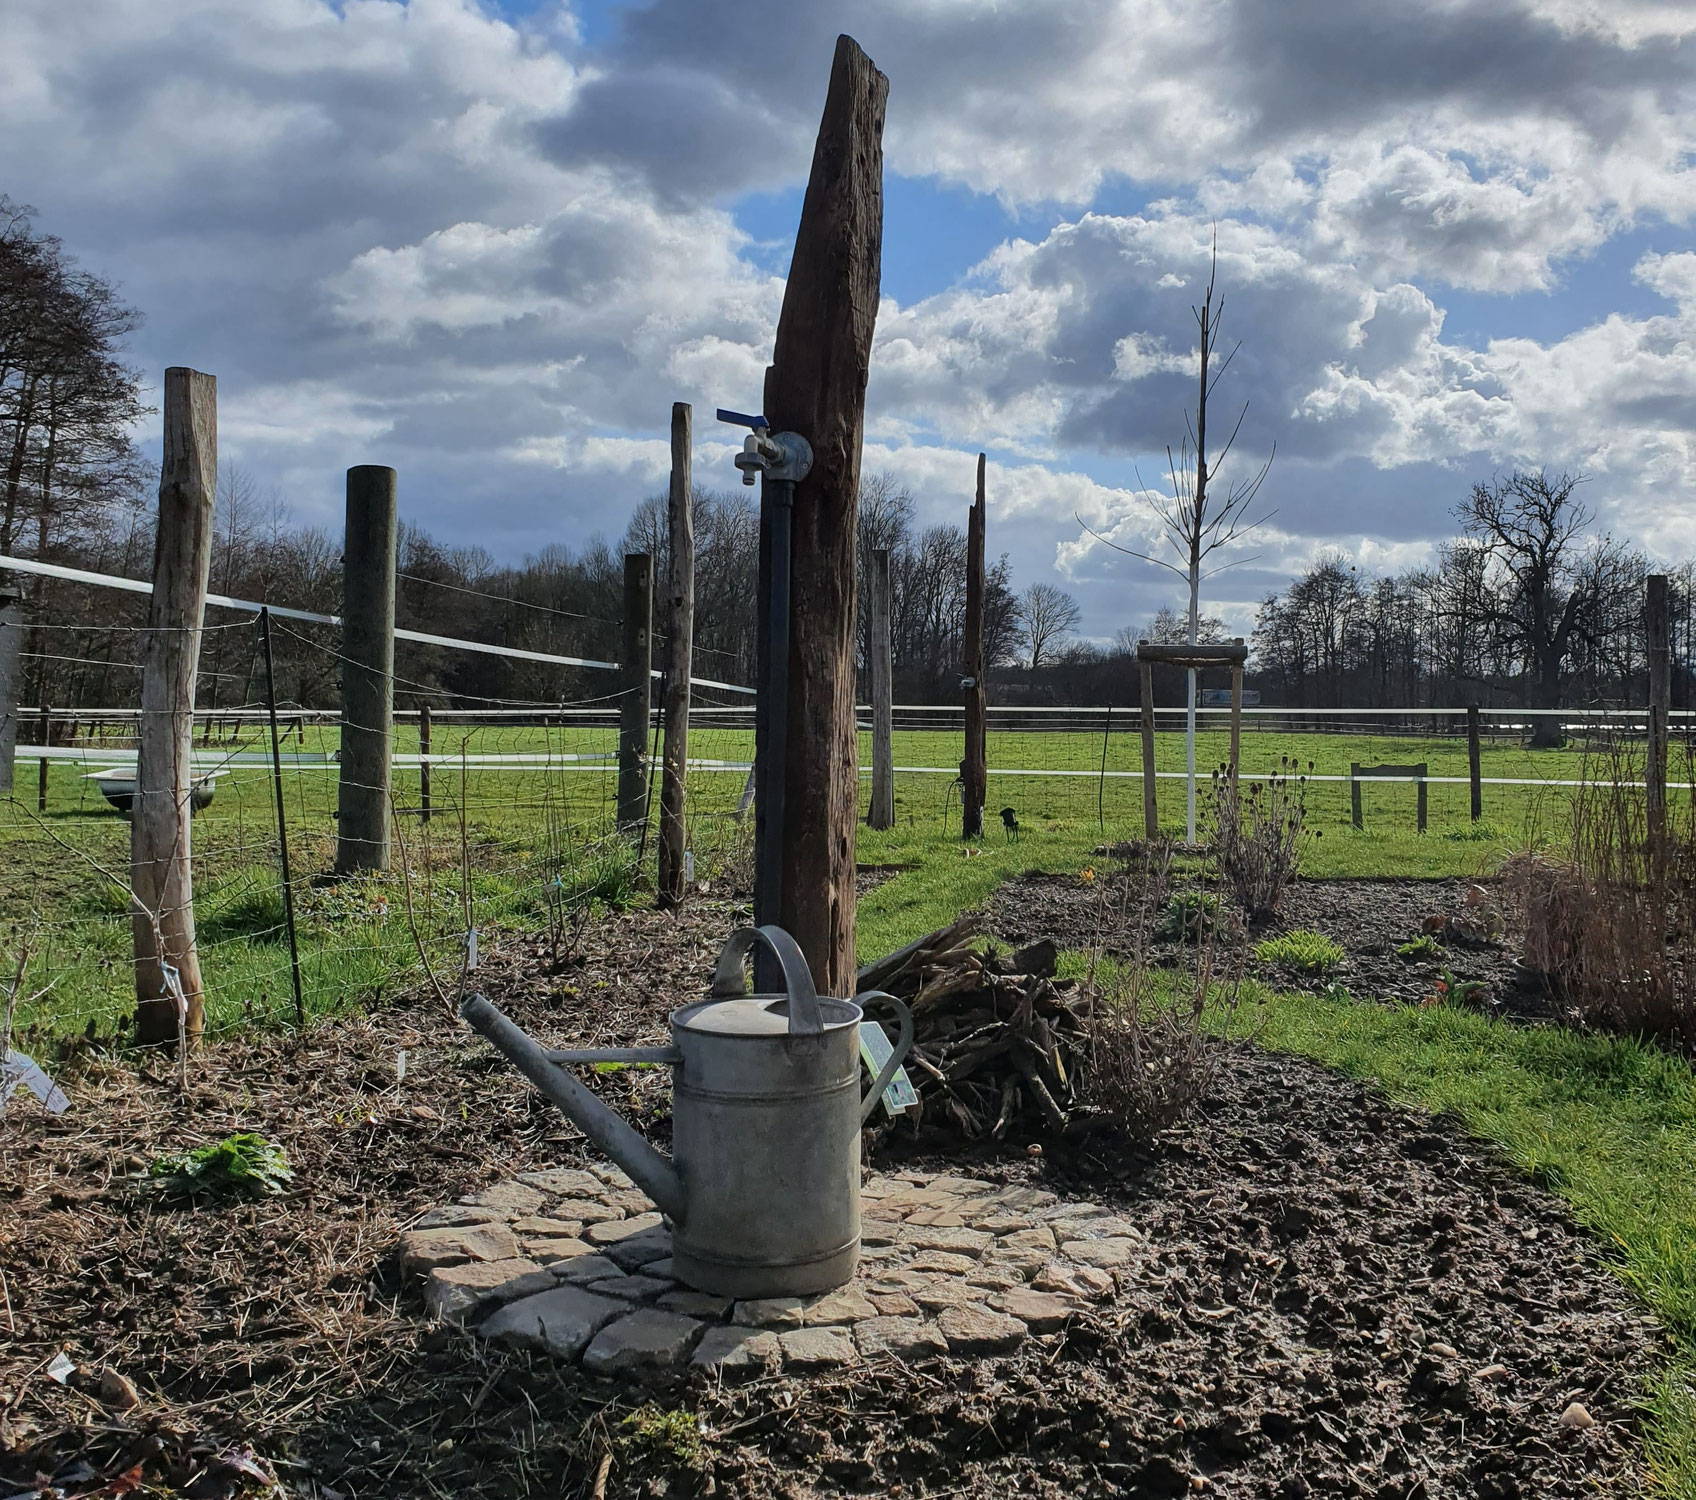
460,925 -> 914,1299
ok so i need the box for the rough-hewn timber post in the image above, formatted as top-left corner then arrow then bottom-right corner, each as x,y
419,701 -> 432,824
1468,704 -> 1482,821
1648,573 -> 1670,854
336,466 -> 397,875
1229,655 -> 1243,782
761,34 -> 887,995
658,404 -> 694,905
134,367 -> 217,1043
618,553 -> 653,832
0,588 -> 19,794
962,454 -> 987,840
1139,655 -> 1157,838
867,547 -> 894,830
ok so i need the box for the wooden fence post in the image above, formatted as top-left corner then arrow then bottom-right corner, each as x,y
0,587 -> 17,795
134,367 -> 217,1044
1350,762 -> 1363,831
419,701 -> 432,824
618,552 -> 653,832
336,466 -> 397,874
761,34 -> 887,995
867,547 -> 894,830
1467,704 -> 1482,821
962,454 -> 987,840
1139,655 -> 1158,838
37,707 -> 50,811
1648,573 -> 1670,854
1229,644 -> 1243,782
658,404 -> 694,904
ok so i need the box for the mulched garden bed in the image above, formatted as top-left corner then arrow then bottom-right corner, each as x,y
0,885 -> 1663,1498
978,869 -> 1550,1018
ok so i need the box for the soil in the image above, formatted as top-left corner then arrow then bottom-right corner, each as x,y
978,870 -> 1550,1019
0,886 -> 1664,1499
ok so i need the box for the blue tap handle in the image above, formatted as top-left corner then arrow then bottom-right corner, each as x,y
716,408 -> 768,431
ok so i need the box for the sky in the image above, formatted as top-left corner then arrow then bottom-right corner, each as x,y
4,0 -> 1695,645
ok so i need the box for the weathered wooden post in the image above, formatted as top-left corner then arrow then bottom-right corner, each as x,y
866,546 -> 894,830
1139,652 -> 1158,839
335,466 -> 397,875
1229,643 -> 1244,782
419,701 -> 432,824
658,404 -> 694,905
0,587 -> 19,794
1467,703 -> 1482,822
618,552 -> 653,832
961,454 -> 987,840
1648,573 -> 1670,853
134,367 -> 217,1044
761,34 -> 886,995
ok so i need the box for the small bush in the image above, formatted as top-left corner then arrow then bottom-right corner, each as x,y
1159,889 -> 1220,943
148,1133 -> 293,1199
1255,929 -> 1345,974
1210,759 -> 1309,919
1397,935 -> 1442,960
618,1405 -> 707,1471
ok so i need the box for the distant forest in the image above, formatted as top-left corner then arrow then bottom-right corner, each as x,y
5,194 -> 1693,723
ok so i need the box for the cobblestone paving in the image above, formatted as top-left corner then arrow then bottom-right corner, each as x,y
398,1165 -> 1133,1375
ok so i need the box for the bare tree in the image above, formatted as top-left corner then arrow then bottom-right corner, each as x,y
1078,234 -> 1274,836
1021,582 -> 1081,669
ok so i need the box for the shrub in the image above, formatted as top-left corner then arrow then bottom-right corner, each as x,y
1210,758 -> 1309,920
1255,929 -> 1345,974
148,1133 -> 293,1199
1159,889 -> 1220,943
1397,935 -> 1443,960
1507,742 -> 1696,1051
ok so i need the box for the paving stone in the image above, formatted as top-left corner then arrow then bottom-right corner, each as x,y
937,1304 -> 1028,1356
879,1188 -> 964,1214
779,1326 -> 858,1370
855,1315 -> 950,1360
400,1221 -> 518,1273
581,1309 -> 704,1373
585,1212 -> 665,1246
586,1274 -> 675,1302
732,1296 -> 806,1329
1062,1238 -> 1139,1270
554,1254 -> 622,1283
868,1291 -> 921,1317
414,1204 -> 501,1230
479,1285 -> 627,1359
911,1280 -> 978,1313
898,1226 -> 992,1256
998,1225 -> 1057,1254
860,1177 -> 901,1198
603,1227 -> 672,1270
802,1288 -> 878,1325
590,1164 -> 635,1190
521,1236 -> 597,1265
972,1213 -> 1034,1234
459,1181 -> 546,1218
862,1202 -> 909,1223
1050,1214 -> 1139,1241
966,1264 -> 1030,1291
927,1175 -> 996,1197
425,1258 -> 551,1322
859,1222 -> 899,1247
994,1288 -> 1077,1332
509,1216 -> 586,1238
903,1208 -> 968,1227
976,1187 -> 1058,1213
692,1325 -> 779,1373
903,1250 -> 979,1275
1033,1261 -> 1115,1299
982,1247 -> 1050,1277
603,1188 -> 656,1215
1035,1200 -> 1109,1223
517,1168 -> 604,1197
641,1257 -> 675,1279
553,1200 -> 627,1226
869,1270 -> 937,1295
658,1290 -> 734,1319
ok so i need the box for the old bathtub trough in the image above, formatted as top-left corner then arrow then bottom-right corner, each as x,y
399,1164 -> 1139,1376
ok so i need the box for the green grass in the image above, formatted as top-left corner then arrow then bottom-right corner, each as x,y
1253,928 -> 1346,973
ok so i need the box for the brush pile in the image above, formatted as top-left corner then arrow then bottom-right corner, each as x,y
857,917 -> 1092,1140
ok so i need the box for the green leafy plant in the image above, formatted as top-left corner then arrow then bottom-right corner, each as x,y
1254,930 -> 1345,974
618,1405 -> 707,1471
1397,935 -> 1443,960
148,1132 -> 293,1199
1424,969 -> 1488,1009
1159,890 -> 1220,943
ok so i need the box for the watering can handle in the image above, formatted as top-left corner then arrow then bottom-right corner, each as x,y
711,925 -> 824,1035
854,991 -> 915,1126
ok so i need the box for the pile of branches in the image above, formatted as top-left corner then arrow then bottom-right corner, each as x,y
857,918 -> 1091,1140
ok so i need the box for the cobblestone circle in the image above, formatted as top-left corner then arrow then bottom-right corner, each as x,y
399,1165 -> 1135,1375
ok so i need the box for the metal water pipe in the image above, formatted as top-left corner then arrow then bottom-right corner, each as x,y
717,409 -> 812,986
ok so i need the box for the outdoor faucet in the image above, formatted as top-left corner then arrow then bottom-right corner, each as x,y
717,409 -> 813,488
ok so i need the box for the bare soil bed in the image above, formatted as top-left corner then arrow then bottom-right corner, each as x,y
978,870 -> 1548,1018
0,889 -> 1661,1498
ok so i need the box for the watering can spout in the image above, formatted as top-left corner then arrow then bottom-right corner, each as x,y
459,993 -> 684,1222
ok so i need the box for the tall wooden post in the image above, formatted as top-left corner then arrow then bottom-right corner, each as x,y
1229,646 -> 1243,782
618,553 -> 653,832
962,454 -> 987,840
0,588 -> 19,794
134,368 -> 217,1044
761,34 -> 886,995
336,466 -> 397,875
419,702 -> 432,824
1139,655 -> 1158,839
658,404 -> 694,904
867,547 -> 894,830
1648,573 -> 1670,853
1467,704 -> 1482,821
